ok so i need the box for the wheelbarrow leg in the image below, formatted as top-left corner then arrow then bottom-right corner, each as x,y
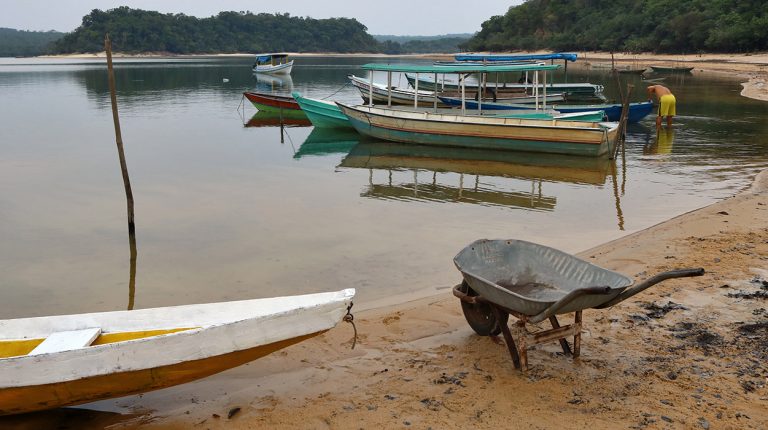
491,305 -> 521,369
573,311 -> 582,358
548,316 -> 573,356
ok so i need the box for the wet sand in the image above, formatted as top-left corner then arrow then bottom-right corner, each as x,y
86,169 -> 763,430
3,53 -> 767,429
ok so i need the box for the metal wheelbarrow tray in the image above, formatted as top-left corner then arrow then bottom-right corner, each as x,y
453,239 -> 704,370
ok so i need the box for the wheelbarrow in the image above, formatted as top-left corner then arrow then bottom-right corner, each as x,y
453,239 -> 704,370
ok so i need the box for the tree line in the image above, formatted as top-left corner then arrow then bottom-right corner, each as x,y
45,7 -> 464,55
0,28 -> 63,57
51,8 -> 381,54
462,0 -> 768,53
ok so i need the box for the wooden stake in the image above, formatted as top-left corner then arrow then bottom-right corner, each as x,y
105,34 -> 137,310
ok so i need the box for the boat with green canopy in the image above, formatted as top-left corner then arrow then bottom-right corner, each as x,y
336,62 -> 619,157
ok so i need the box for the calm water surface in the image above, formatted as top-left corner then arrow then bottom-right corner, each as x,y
1,56 -> 767,318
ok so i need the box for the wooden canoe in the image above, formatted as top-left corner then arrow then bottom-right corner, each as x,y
243,91 -> 302,112
292,92 -> 353,129
0,289 -> 355,415
336,103 -> 619,157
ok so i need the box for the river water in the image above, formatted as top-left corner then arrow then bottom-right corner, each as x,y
1,56 -> 767,318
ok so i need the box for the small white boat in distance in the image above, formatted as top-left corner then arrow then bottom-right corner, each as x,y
0,288 -> 355,415
253,53 -> 294,75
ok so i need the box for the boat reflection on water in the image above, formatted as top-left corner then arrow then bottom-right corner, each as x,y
253,73 -> 294,92
294,127 -> 361,159
644,128 -> 676,155
338,141 -> 615,211
244,110 -> 312,128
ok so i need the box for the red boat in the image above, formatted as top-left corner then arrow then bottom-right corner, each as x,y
243,91 -> 302,112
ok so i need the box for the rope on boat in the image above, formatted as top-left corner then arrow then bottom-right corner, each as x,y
343,302 -> 357,350
237,94 -> 247,125
321,82 -> 351,100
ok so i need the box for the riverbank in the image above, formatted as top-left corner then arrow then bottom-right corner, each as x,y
23,168 -> 757,430
124,172 -> 767,430
6,171 -> 765,429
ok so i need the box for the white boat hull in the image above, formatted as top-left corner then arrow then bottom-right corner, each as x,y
0,289 -> 354,415
253,60 -> 294,75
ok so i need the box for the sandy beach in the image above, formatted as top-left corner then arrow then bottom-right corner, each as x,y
2,52 -> 767,429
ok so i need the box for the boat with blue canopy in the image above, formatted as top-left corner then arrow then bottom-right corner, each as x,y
443,53 -> 602,98
454,53 -> 578,63
437,97 -> 654,123
252,53 -> 293,75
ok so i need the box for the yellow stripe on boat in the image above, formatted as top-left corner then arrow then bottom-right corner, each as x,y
0,328 -> 196,359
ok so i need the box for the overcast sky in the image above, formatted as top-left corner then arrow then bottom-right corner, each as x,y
1,1 -> 523,35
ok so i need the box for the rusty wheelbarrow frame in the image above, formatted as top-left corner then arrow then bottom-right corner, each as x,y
453,239 -> 704,370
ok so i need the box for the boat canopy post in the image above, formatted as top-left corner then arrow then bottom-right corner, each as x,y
478,72 -> 484,114
460,73 -> 466,115
534,71 -> 539,111
564,59 -> 568,83
368,71 -> 374,107
433,72 -> 438,113
414,73 -> 419,108
387,71 -> 392,107
543,70 -> 547,110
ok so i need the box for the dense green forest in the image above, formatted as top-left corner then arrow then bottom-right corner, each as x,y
463,0 -> 768,53
53,7 -> 381,54
0,28 -> 63,57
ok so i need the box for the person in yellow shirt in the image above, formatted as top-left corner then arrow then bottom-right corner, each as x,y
647,84 -> 676,128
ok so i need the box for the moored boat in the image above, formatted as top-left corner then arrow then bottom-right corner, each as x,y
454,53 -> 578,63
293,90 -> 603,130
405,73 -> 604,98
437,97 -> 653,123
244,91 -> 303,112
337,103 -> 619,157
252,53 -> 294,75
351,74 -> 565,105
292,92 -> 353,129
0,289 -> 355,415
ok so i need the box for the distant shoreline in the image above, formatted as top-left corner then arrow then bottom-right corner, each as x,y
36,50 -> 768,101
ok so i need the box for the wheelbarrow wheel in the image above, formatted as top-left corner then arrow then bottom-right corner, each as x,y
458,281 -> 509,336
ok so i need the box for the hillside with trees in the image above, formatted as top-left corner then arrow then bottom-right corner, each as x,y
52,7 -> 382,54
0,28 -> 63,57
462,0 -> 768,53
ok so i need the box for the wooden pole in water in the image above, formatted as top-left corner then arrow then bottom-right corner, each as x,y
613,84 -> 634,159
105,34 -> 137,310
